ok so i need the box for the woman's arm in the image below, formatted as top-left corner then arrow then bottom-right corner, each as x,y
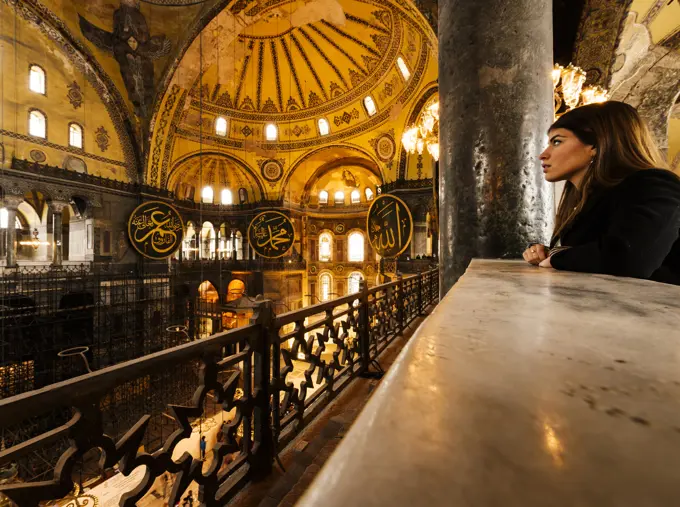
550,170 -> 680,278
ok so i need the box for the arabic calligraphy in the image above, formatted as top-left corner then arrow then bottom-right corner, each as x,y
367,195 -> 413,258
248,211 -> 295,258
127,201 -> 184,259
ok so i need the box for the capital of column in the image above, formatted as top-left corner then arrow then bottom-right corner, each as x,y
50,200 -> 71,214
2,195 -> 24,211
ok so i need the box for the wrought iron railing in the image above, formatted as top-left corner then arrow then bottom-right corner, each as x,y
0,269 -> 438,506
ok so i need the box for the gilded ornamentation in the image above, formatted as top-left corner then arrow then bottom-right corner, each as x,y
308,91 -> 323,107
216,90 -> 234,108
334,108 -> 360,127
258,158 -> 285,185
67,81 -> 83,109
285,125 -> 310,137
262,97 -> 278,113
378,74 -> 401,102
369,129 -> 396,163
334,223 -> 345,234
95,126 -> 110,152
29,150 -> 47,163
241,96 -> 255,111
329,82 -> 343,98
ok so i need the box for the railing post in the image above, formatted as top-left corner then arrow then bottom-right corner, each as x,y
358,279 -> 370,373
417,271 -> 423,316
396,273 -> 404,332
248,298 -> 274,480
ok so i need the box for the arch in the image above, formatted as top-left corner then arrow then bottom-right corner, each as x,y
318,231 -> 333,262
68,122 -> 84,149
201,221 -> 216,260
318,271 -> 333,302
184,221 -> 198,260
220,188 -> 233,205
198,281 -> 219,303
347,271 -> 365,295
300,157 -> 383,201
28,109 -> 47,139
281,145 -> 384,197
168,150 -> 266,201
334,191 -> 345,205
398,83 -> 439,180
365,187 -> 374,201
347,230 -> 365,262
227,279 -> 246,302
201,186 -> 214,203
29,64 -> 46,95
350,189 -> 361,204
11,1 -> 140,178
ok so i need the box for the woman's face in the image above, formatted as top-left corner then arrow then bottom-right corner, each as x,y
539,128 -> 595,185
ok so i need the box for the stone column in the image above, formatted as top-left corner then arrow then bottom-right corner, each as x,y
51,201 -> 69,266
3,196 -> 23,268
438,0 -> 554,297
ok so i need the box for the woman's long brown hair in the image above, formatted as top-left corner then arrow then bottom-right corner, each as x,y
550,101 -> 667,242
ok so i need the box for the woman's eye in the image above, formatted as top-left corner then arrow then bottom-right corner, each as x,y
552,139 -> 561,146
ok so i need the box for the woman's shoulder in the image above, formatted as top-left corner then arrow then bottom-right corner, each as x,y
617,169 -> 680,197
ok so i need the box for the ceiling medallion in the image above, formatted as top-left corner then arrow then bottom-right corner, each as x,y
29,150 -> 47,163
95,126 -> 110,152
370,129 -> 396,163
67,81 -> 83,109
259,159 -> 284,183
335,223 -> 345,234
335,265 -> 344,274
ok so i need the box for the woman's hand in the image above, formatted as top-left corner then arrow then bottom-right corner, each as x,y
522,244 -> 548,265
538,256 -> 553,268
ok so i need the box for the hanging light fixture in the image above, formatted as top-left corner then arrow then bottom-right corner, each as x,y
402,96 -> 439,161
553,63 -> 609,117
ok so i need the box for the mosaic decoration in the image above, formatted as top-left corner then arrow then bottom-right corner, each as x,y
335,265 -> 345,274
29,150 -> 47,163
79,2 -> 171,117
95,126 -> 110,152
334,108 -> 360,127
367,194 -> 413,258
259,159 -> 285,183
248,211 -> 294,258
127,201 -> 184,260
370,129 -> 396,163
67,81 -> 83,109
334,223 -> 346,234
64,156 -> 87,174
309,264 -> 318,274
285,125 -> 311,138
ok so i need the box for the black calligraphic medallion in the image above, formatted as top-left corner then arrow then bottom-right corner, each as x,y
248,211 -> 295,258
367,194 -> 413,258
127,201 -> 184,259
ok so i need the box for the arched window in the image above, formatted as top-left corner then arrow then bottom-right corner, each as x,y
347,271 -> 364,295
215,116 -> 228,136
28,109 -> 46,138
348,231 -> 364,262
365,187 -> 374,201
318,190 -> 329,204
350,189 -> 361,204
221,189 -> 233,205
363,96 -> 377,116
396,56 -> 411,80
319,273 -> 332,302
334,191 -> 345,204
265,123 -> 278,141
318,118 -> 330,136
201,186 -> 214,203
29,65 -> 45,94
239,188 -> 248,204
319,232 -> 332,262
69,123 -> 83,148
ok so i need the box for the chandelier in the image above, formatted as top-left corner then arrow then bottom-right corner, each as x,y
402,97 -> 439,161
553,64 -> 609,116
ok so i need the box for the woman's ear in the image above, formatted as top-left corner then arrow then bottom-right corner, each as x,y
589,146 -> 597,158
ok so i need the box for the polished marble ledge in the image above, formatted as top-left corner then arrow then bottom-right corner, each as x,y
298,259 -> 680,506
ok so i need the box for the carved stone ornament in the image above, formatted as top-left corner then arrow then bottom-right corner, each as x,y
29,149 -> 47,163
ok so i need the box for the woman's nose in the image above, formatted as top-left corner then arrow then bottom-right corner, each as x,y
539,148 -> 549,160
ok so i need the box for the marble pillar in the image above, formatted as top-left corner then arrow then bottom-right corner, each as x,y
3,197 -> 22,268
438,0 -> 554,297
51,202 -> 69,266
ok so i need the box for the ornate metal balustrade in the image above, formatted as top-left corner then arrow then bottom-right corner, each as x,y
0,269 -> 438,506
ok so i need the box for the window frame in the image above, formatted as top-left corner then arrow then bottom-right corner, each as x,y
363,95 -> 377,117
334,190 -> 345,205
201,185 -> 214,204
347,271 -> 364,295
317,118 -> 330,136
68,122 -> 84,149
220,188 -> 233,205
350,189 -> 361,204
28,108 -> 47,139
318,231 -> 333,262
396,56 -> 411,81
347,231 -> 365,262
215,116 -> 228,137
319,272 -> 333,302
318,190 -> 329,205
28,64 -> 46,95
265,123 -> 278,141
365,187 -> 374,201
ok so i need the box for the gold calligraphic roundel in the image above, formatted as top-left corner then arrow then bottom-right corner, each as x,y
367,194 -> 413,258
248,211 -> 295,259
127,201 -> 184,260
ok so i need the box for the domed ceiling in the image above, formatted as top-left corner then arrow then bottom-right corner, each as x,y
148,0 -> 439,199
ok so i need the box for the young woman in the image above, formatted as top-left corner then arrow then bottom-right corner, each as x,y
523,101 -> 680,285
